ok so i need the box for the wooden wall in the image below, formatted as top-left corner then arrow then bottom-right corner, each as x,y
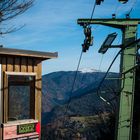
0,55 -> 42,139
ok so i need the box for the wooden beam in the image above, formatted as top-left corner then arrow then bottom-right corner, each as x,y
34,60 -> 42,122
2,57 -> 7,123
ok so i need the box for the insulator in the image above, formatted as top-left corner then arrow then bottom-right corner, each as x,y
118,0 -> 128,4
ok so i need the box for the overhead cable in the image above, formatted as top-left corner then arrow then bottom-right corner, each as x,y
97,38 -> 140,106
63,0 -> 97,118
63,50 -> 83,117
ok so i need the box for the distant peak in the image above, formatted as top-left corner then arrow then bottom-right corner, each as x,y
79,68 -> 101,73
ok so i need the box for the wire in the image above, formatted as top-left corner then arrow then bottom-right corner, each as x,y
97,38 -> 140,106
52,50 -> 84,131
80,54 -> 103,85
97,36 -> 122,103
90,0 -> 97,20
75,39 -> 139,113
73,54 -> 104,116
97,49 -> 121,105
96,31 -> 121,99
114,2 -> 120,15
63,0 -> 97,118
127,0 -> 137,15
98,54 -> 104,70
63,36 -> 140,119
114,0 -> 137,18
63,50 -> 83,117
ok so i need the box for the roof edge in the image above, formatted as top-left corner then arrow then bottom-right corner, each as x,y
0,47 -> 58,60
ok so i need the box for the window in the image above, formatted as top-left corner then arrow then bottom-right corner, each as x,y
8,75 -> 35,121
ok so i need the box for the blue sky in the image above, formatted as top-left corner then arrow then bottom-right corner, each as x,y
0,0 -> 140,74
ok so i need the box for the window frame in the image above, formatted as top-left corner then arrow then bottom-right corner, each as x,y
5,72 -> 36,123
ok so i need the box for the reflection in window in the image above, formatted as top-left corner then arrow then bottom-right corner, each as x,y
8,75 -> 35,121
9,86 -> 30,120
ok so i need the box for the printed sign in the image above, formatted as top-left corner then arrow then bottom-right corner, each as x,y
17,123 -> 36,135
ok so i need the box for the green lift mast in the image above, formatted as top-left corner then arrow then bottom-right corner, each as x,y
77,18 -> 140,140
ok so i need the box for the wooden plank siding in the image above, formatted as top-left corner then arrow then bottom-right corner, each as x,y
0,57 -> 2,140
14,57 -> 21,72
33,59 -> 42,122
0,56 -> 42,140
27,58 -> 33,73
1,57 -> 7,140
21,57 -> 27,72
2,57 -> 7,124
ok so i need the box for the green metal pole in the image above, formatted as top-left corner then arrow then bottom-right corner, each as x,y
117,25 -> 137,140
77,18 -> 140,140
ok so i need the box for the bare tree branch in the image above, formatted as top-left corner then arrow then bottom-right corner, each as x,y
0,0 -> 34,34
0,24 -> 25,35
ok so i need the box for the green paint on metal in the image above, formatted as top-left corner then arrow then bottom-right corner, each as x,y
117,25 -> 137,140
77,18 -> 140,29
77,18 -> 140,140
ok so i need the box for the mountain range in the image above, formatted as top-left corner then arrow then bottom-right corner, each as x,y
41,70 -> 120,124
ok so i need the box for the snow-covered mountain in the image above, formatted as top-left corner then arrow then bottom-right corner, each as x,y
79,68 -> 101,73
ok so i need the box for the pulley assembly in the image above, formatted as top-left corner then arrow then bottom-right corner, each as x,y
82,25 -> 93,52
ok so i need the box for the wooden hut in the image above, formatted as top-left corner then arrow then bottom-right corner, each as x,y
0,47 -> 58,139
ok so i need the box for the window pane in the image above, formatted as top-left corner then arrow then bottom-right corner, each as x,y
8,86 -> 30,121
8,75 -> 35,121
